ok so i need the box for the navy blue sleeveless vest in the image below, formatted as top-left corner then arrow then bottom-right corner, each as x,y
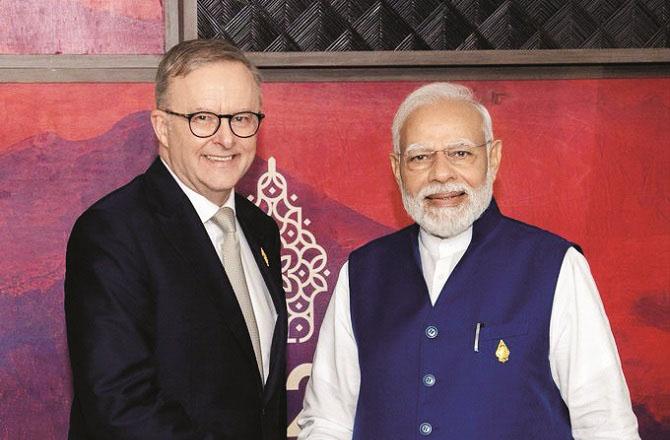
349,200 -> 575,439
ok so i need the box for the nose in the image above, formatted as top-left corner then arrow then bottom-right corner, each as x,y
211,119 -> 235,148
427,150 -> 456,183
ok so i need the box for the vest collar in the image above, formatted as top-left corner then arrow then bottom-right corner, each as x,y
408,198 -> 503,293
471,198 -> 503,244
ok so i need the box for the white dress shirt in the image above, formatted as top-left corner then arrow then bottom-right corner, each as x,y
298,226 -> 640,439
163,160 -> 277,383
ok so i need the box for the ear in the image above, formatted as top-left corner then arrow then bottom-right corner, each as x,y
150,109 -> 170,148
390,152 -> 403,187
488,139 -> 503,179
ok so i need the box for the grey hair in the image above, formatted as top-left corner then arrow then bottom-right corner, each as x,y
155,39 -> 261,108
391,82 -> 493,154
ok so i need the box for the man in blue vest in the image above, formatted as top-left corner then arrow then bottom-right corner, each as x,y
298,83 -> 639,439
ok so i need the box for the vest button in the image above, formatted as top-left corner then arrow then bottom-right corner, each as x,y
419,422 -> 433,435
425,326 -> 438,339
422,373 -> 436,387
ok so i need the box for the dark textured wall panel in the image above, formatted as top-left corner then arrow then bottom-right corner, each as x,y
198,0 -> 669,51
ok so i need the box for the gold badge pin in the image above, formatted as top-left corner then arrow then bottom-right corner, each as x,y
495,339 -> 510,363
260,247 -> 269,267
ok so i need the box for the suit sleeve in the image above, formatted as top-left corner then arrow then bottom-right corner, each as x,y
64,209 -> 214,440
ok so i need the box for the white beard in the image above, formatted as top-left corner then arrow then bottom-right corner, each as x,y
400,170 -> 494,238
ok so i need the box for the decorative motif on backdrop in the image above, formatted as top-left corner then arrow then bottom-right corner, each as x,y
249,157 -> 330,344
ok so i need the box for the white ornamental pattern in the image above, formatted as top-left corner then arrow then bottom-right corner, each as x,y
248,157 -> 330,344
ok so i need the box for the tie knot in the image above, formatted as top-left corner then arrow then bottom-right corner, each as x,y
213,207 -> 236,233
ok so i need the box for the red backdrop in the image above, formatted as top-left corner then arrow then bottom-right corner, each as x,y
0,79 -> 668,438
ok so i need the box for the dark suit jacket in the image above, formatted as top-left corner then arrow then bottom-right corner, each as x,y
65,158 -> 287,440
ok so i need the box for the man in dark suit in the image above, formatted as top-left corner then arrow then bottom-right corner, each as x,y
65,39 -> 287,439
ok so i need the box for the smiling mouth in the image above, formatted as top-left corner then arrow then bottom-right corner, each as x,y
204,154 -> 235,162
425,191 -> 467,201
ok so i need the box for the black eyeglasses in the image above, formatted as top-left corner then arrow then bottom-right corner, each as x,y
161,109 -> 265,138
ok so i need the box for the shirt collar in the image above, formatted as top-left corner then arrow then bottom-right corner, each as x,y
161,158 -> 235,223
419,225 -> 472,260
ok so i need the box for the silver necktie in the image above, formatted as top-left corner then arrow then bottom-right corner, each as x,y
212,207 -> 263,378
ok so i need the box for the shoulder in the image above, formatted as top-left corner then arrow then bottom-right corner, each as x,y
350,224 -> 417,260
498,214 -> 579,252
69,174 -> 149,243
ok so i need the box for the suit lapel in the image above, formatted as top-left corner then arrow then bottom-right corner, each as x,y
143,159 -> 259,375
237,223 -> 283,311
236,195 -> 287,400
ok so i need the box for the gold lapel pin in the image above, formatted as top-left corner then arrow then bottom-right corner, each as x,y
495,339 -> 510,363
260,247 -> 269,267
